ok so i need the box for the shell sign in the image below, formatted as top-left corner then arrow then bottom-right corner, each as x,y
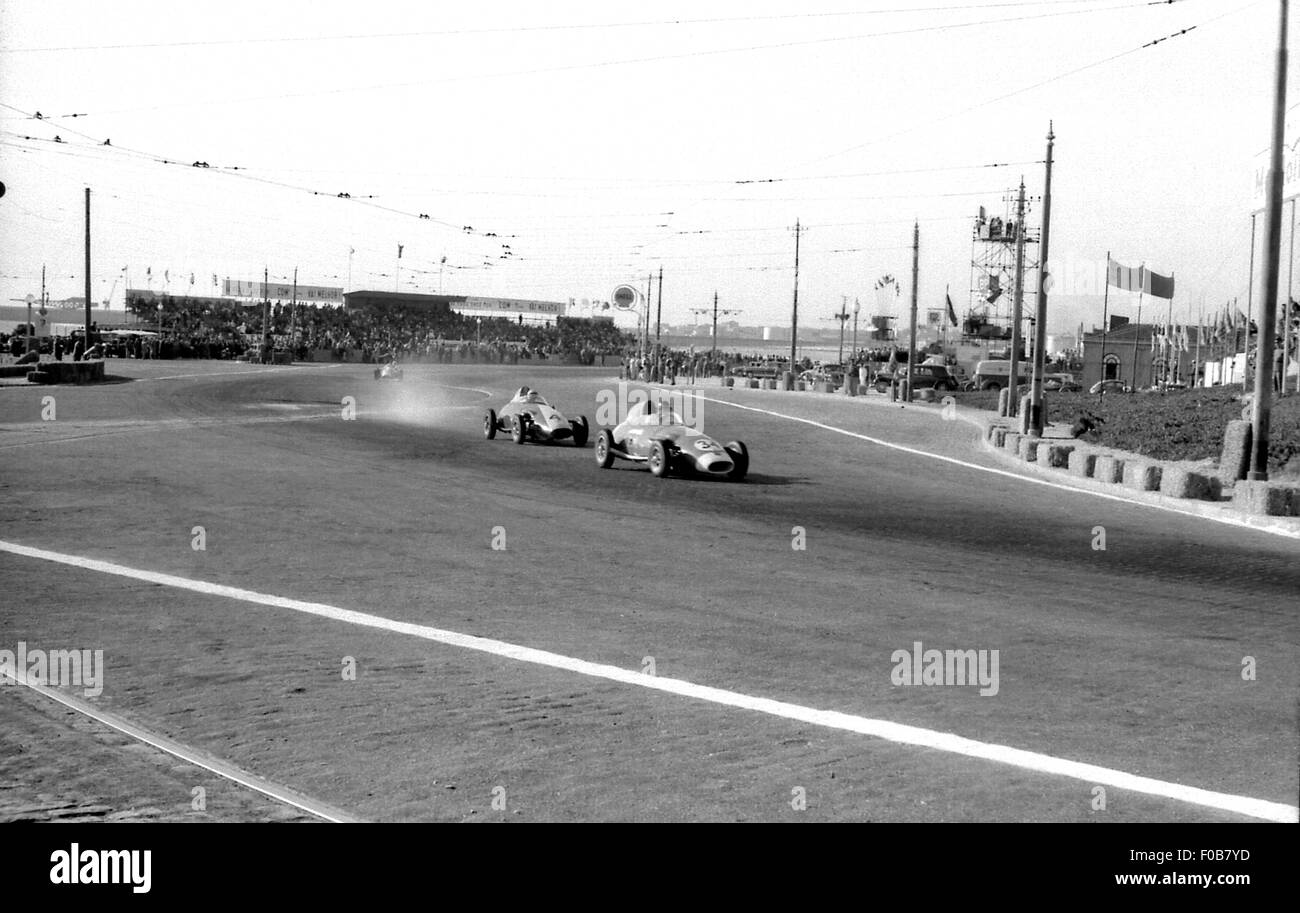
611,285 -> 639,311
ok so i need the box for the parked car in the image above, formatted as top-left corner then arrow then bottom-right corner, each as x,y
799,366 -> 845,387
1089,379 -> 1132,395
1044,373 -> 1082,392
873,364 -> 959,394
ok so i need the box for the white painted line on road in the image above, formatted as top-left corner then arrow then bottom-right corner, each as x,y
134,366 -> 340,382
2,538 -> 1294,823
1,665 -> 363,823
695,394 -> 1300,540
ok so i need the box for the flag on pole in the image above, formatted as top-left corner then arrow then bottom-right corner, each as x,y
1108,259 -> 1140,292
1141,267 -> 1175,300
397,244 -> 404,259
946,292 -> 958,327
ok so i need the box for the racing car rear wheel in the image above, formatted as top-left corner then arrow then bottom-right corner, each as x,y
373,368 -> 381,380
649,441 -> 670,478
484,409 -> 498,440
595,430 -> 615,468
724,441 -> 749,482
512,414 -> 529,444
571,415 -> 589,448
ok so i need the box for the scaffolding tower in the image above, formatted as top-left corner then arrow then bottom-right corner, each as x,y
965,191 -> 1039,350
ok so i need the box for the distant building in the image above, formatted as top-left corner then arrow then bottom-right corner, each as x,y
1081,323 -> 1211,388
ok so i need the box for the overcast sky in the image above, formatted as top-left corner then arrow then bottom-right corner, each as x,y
0,0 -> 1292,334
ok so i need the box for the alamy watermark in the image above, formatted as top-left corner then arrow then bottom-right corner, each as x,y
594,382 -> 703,429
0,641 -> 104,697
891,641 -> 999,697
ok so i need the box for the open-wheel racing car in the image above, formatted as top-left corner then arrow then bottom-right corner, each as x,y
484,386 -> 589,446
594,399 -> 748,481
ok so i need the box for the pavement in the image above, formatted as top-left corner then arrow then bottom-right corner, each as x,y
0,361 -> 1295,821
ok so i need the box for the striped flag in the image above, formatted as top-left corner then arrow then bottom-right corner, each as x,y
1108,259 -> 1141,292
1141,267 -> 1175,300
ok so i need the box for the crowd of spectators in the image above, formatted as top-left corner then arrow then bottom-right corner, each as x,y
114,297 -> 634,365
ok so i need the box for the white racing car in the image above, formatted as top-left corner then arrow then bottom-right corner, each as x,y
484,386 -> 589,446
594,399 -> 748,481
373,359 -> 404,381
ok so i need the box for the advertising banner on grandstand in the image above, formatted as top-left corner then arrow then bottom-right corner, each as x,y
223,279 -> 343,302
461,296 -> 567,316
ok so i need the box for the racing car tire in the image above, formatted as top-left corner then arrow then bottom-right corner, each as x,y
512,414 -> 529,444
595,430 -> 615,468
571,415 -> 589,448
484,408 -> 498,440
373,369 -> 381,380
724,441 -> 749,482
648,440 -> 670,478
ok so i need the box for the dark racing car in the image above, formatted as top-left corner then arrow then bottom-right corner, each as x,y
594,399 -> 748,481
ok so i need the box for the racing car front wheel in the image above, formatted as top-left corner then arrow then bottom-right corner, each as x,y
571,415 -> 589,448
648,441 -> 670,478
484,409 -> 498,440
724,441 -> 749,482
595,430 -> 615,468
512,414 -> 529,444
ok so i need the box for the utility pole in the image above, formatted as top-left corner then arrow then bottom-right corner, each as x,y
835,295 -> 850,365
712,290 -> 719,360
1029,124 -> 1055,436
790,218 -> 803,376
852,297 -> 860,357
654,265 -> 664,382
655,265 -> 663,349
1250,0 -> 1289,480
906,221 -> 919,400
84,188 -> 92,346
263,266 -> 270,364
1246,214 -> 1256,392
644,272 -> 652,363
32,267 -> 42,354
290,267 -> 298,355
1009,178 -> 1027,416
1287,199 -> 1296,394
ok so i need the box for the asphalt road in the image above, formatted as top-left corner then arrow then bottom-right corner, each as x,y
0,360 -> 1295,821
